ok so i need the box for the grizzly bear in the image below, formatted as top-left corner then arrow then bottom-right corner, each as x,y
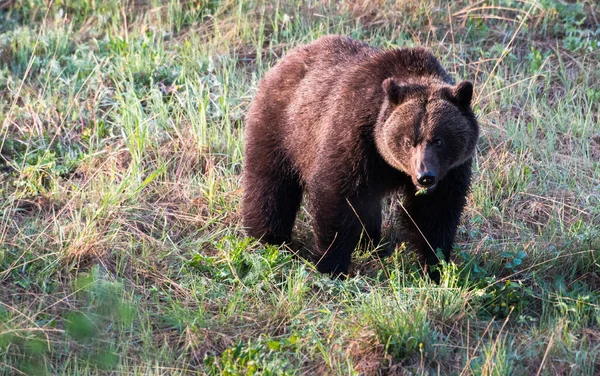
242,35 -> 479,279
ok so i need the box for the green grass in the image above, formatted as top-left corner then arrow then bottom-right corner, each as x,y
1,0 -> 599,374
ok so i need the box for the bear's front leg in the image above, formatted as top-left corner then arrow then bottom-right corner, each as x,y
400,160 -> 472,281
309,188 -> 382,277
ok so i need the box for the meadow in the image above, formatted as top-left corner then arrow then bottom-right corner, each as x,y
0,0 -> 599,374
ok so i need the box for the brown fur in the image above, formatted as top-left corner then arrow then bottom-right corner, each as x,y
242,35 -> 479,279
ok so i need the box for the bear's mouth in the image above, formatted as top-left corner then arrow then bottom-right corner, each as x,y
414,183 -> 437,195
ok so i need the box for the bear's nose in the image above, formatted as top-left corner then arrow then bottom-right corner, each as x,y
417,172 -> 436,187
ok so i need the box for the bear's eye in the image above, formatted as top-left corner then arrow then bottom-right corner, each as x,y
433,139 -> 443,146
403,137 -> 412,148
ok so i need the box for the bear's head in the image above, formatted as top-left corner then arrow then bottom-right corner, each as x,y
375,78 -> 479,192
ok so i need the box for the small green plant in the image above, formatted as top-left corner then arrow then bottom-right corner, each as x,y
0,308 -> 50,376
188,236 -> 292,286
63,267 -> 137,370
500,249 -> 527,271
415,187 -> 428,196
563,27 -> 600,52
205,334 -> 300,376
481,279 -> 532,318
456,249 -> 534,318
526,46 -> 551,72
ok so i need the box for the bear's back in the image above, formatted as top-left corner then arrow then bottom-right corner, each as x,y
246,36 -> 377,178
254,35 -> 376,114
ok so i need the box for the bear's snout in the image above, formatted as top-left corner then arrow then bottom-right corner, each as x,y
413,144 -> 439,190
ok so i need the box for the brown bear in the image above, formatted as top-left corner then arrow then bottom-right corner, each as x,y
242,35 -> 479,279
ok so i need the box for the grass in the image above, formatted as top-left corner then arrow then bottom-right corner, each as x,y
0,0 -> 599,374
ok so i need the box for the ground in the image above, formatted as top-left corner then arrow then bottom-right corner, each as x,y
0,1 -> 599,375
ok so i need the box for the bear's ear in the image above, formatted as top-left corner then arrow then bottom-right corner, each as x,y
382,78 -> 409,105
445,81 -> 473,108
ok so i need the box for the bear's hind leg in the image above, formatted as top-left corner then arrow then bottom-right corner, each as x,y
242,158 -> 303,245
